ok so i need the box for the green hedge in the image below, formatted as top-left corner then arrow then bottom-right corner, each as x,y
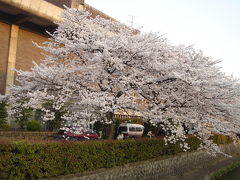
0,137 -> 200,179
210,161 -> 240,180
0,134 -> 230,179
212,133 -> 233,145
26,120 -> 42,131
0,101 -> 8,130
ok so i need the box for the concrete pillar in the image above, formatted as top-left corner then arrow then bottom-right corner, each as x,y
71,0 -> 84,9
5,24 -> 19,95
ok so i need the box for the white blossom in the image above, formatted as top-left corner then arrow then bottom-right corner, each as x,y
5,7 -> 240,154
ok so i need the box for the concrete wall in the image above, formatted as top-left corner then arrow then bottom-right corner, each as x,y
1,0 -> 63,22
45,0 -> 71,8
0,22 -> 11,94
0,21 -> 48,94
47,143 -> 240,180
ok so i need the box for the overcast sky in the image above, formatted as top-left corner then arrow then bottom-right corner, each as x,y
86,0 -> 240,78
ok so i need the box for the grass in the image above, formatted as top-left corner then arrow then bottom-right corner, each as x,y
210,161 -> 240,180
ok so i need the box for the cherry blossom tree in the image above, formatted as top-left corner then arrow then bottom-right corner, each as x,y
5,7 -> 240,152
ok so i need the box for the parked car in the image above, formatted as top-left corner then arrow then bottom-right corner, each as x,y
117,123 -> 144,139
57,126 -> 99,140
44,135 -> 81,142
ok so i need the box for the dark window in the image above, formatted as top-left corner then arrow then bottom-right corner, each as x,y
129,127 -> 136,131
136,127 -> 143,132
118,126 -> 127,133
44,0 -> 71,8
85,130 -> 94,134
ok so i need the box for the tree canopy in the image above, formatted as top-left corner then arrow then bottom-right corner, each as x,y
6,7 -> 240,153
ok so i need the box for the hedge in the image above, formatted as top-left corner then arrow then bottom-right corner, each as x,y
0,134 -> 230,179
210,161 -> 240,180
0,101 -> 8,130
26,120 -> 42,131
212,133 -> 233,145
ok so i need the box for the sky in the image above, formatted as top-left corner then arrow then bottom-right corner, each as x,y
86,0 -> 240,78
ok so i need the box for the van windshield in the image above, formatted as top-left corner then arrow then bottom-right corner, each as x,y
118,126 -> 127,133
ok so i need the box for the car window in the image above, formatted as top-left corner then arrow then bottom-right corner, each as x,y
118,126 -> 127,133
84,130 -> 94,134
129,127 -> 136,131
58,130 -> 65,133
136,127 -> 143,132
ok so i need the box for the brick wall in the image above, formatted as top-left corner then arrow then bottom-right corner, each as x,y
0,22 -> 11,94
15,28 -> 47,72
0,23 -> 49,93
0,131 -> 55,140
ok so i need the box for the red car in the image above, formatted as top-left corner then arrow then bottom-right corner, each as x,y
58,127 -> 99,140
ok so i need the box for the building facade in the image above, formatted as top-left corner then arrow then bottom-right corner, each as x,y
0,0 -> 113,95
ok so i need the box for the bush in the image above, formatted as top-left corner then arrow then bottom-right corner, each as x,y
15,107 -> 33,130
114,117 -> 144,125
0,123 -> 11,131
212,134 -> 233,145
0,101 -> 8,129
0,134 -> 231,179
26,120 -> 42,131
0,137 -> 201,179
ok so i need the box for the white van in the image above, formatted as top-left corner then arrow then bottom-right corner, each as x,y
117,123 -> 144,139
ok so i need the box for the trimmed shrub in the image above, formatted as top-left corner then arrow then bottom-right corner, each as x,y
212,133 -> 233,145
0,134 -> 231,179
114,117 -> 144,125
0,137 -> 200,179
26,120 -> 42,131
0,101 -> 8,130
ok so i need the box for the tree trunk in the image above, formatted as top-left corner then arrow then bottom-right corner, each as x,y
106,123 -> 115,139
105,112 -> 115,139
